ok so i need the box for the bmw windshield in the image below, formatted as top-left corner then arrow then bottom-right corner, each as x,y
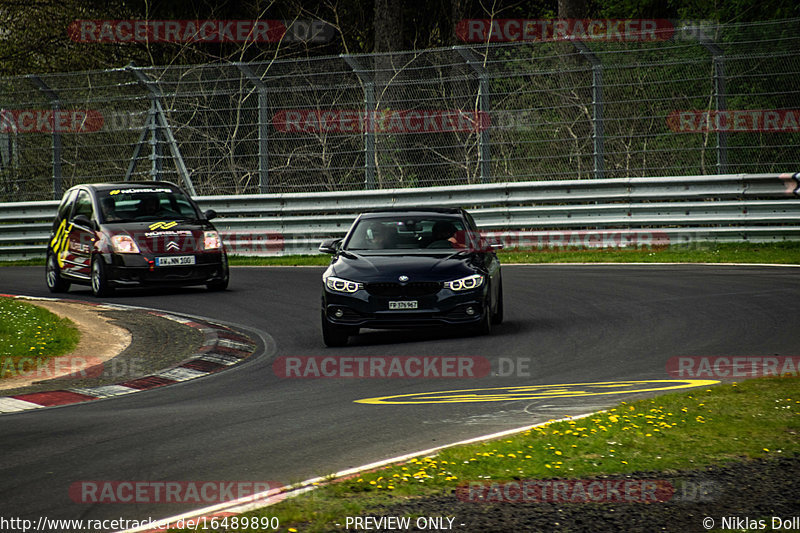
343,216 -> 477,253
96,187 -> 199,223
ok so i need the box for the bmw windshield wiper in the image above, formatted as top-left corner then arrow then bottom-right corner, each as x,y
445,249 -> 470,259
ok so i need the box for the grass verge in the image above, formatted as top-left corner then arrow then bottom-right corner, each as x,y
2,243 -> 800,267
229,376 -> 799,532
0,297 -> 81,380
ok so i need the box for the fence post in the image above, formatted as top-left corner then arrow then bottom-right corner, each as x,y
28,75 -> 62,199
149,99 -> 162,181
698,32 -> 728,174
342,55 -> 375,190
455,47 -> 491,184
572,41 -> 605,179
124,101 -> 157,181
236,63 -> 270,194
126,64 -> 196,195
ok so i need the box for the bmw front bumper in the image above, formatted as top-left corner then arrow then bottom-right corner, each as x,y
322,285 -> 487,329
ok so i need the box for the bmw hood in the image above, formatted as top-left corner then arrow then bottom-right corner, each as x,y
330,251 -> 478,283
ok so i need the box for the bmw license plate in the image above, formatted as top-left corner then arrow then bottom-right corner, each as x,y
389,300 -> 418,310
155,255 -> 195,267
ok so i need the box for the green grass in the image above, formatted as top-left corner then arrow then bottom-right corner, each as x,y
228,254 -> 330,266
0,258 -> 46,266
497,242 -> 800,264
231,242 -> 800,266
229,376 -> 800,532
3,242 -> 800,267
0,297 -> 81,380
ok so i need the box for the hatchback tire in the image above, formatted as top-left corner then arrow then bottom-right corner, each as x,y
45,252 -> 70,293
91,256 -> 114,297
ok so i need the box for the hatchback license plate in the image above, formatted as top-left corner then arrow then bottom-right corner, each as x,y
389,300 -> 418,310
155,255 -> 195,266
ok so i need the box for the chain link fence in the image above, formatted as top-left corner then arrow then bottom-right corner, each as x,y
1,18 -> 799,202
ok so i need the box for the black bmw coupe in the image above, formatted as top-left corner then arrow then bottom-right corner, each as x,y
319,208 -> 503,347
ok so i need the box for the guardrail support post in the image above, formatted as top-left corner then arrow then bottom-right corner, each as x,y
455,47 -> 491,184
236,63 -> 270,194
342,55 -> 375,190
572,41 -> 605,179
29,75 -> 63,199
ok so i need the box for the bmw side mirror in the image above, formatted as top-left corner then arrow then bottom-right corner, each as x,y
204,209 -> 217,221
319,239 -> 341,254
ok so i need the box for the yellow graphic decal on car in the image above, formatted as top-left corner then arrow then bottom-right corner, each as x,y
148,221 -> 178,230
50,219 -> 74,268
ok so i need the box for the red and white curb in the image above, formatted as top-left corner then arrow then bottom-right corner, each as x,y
120,413 -> 598,533
0,295 -> 257,414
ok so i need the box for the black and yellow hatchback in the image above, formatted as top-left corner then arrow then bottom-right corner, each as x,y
46,181 -> 229,297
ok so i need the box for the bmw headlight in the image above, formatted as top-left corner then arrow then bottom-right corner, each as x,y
325,275 -> 363,293
444,274 -> 484,291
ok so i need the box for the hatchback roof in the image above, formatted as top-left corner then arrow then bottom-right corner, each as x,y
71,181 -> 182,192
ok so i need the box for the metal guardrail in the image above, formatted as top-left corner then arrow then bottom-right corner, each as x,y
1,173 -> 799,261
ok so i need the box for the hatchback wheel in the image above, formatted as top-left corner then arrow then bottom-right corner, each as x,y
91,256 -> 114,297
45,252 -> 70,293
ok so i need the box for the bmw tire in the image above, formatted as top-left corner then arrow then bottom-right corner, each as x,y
321,308 -> 349,347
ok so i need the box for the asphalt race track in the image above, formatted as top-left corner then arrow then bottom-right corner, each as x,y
1,264 -> 799,526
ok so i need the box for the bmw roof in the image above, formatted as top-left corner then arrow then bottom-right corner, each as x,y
358,207 -> 465,217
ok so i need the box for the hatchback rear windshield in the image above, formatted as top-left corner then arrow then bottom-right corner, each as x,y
96,187 -> 198,223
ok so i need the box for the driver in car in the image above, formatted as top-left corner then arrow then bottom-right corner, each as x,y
367,223 -> 395,249
137,195 -> 162,217
428,221 -> 464,248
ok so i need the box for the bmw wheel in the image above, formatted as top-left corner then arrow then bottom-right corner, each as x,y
321,308 -> 349,347
476,287 -> 492,336
45,252 -> 70,293
91,256 -> 114,297
491,278 -> 504,325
